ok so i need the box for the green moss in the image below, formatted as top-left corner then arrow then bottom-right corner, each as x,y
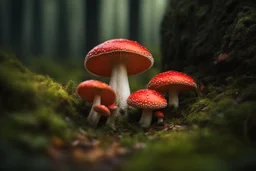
125,129 -> 253,171
0,52 -> 90,151
64,80 -> 77,96
161,0 -> 256,77
128,0 -> 256,170
1,49 -> 256,170
0,1 -> 255,170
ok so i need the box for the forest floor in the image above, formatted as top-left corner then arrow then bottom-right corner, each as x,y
1,50 -> 256,171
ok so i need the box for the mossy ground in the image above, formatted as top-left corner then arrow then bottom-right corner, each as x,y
139,0 -> 256,170
1,48 -> 256,171
1,1 -> 256,169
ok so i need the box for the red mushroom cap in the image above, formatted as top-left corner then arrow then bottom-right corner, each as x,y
76,80 -> 115,106
84,39 -> 154,77
147,70 -> 197,92
93,105 -> 111,116
154,111 -> 164,118
107,103 -> 117,110
127,89 -> 167,109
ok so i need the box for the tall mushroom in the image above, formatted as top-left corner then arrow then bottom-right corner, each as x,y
148,70 -> 197,108
127,89 -> 167,128
84,39 -> 154,118
76,80 -> 115,127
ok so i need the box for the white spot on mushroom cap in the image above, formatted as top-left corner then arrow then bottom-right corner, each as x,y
84,39 -> 154,77
147,70 -> 197,91
127,89 -> 167,109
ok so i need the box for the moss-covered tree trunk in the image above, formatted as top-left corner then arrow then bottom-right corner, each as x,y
160,0 -> 256,77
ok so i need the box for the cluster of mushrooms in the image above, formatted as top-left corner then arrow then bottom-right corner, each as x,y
76,39 -> 197,128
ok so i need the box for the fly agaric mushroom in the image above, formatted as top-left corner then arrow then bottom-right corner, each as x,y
148,70 -> 197,108
154,111 -> 164,124
93,105 -> 111,117
76,80 -> 115,127
84,39 -> 154,118
127,89 -> 167,128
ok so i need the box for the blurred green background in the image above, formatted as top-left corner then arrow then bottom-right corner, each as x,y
0,0 -> 168,90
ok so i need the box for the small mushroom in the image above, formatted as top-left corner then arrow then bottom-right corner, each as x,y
127,89 -> 167,128
107,103 -> 118,111
76,80 -> 115,127
154,111 -> 164,124
93,105 -> 111,117
148,70 -> 197,108
84,39 -> 154,118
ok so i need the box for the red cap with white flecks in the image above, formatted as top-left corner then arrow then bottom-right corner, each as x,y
84,39 -> 154,77
148,70 -> 197,92
127,89 -> 167,109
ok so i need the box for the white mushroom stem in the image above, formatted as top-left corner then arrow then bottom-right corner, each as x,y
109,63 -> 118,91
108,64 -> 119,129
109,62 -> 130,116
157,118 -> 164,124
168,90 -> 179,108
87,93 -> 101,127
139,109 -> 153,128
118,63 -> 131,113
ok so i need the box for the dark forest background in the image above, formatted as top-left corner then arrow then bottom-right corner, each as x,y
0,0 -> 168,89
0,0 -> 167,58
